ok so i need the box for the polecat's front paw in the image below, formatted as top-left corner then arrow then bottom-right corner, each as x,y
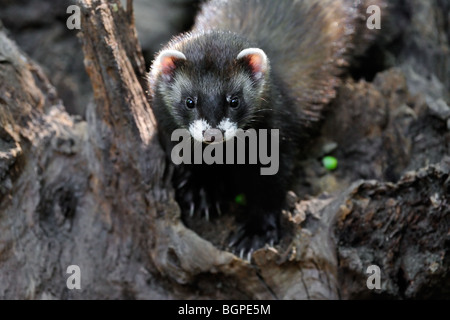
174,169 -> 223,221
180,185 -> 223,221
228,215 -> 279,260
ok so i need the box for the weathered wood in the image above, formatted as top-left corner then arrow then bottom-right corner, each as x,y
0,0 -> 448,299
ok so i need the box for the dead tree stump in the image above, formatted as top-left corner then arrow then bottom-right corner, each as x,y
0,0 -> 448,299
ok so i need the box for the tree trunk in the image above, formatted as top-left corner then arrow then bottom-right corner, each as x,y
0,0 -> 448,299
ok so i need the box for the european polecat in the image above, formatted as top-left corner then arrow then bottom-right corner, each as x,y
148,0 -> 368,253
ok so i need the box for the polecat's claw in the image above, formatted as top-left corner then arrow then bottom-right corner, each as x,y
204,206 -> 210,221
246,249 -> 253,262
228,225 -> 246,247
199,188 -> 209,221
215,202 -> 222,216
189,202 -> 195,217
178,179 -> 188,189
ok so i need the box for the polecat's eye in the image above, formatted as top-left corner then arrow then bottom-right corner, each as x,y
185,97 -> 195,109
229,97 -> 240,109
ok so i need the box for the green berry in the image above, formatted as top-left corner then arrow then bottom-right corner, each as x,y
322,156 -> 338,171
235,193 -> 247,206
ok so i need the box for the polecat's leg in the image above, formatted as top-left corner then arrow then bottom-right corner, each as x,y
174,164 -> 229,221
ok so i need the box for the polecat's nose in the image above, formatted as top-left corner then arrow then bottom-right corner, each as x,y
202,128 -> 223,144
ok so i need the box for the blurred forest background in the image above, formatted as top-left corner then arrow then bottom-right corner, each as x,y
0,0 -> 199,117
0,0 -> 448,299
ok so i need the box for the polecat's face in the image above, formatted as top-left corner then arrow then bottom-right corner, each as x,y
150,47 -> 269,144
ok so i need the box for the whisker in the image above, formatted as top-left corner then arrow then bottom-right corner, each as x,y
253,108 -> 273,113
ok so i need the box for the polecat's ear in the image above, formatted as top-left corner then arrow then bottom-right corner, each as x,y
153,49 -> 186,82
237,48 -> 268,81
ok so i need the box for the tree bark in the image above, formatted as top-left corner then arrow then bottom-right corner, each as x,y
0,0 -> 448,299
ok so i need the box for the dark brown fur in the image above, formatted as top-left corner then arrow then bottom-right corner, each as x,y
148,0 -> 381,252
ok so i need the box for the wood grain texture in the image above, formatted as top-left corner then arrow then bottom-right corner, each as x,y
0,0 -> 448,299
